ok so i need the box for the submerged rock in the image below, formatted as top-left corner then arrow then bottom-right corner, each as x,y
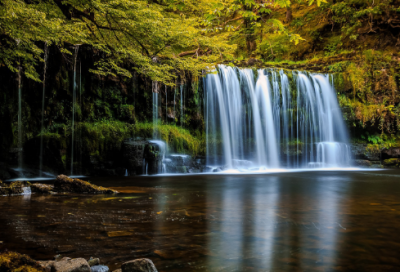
121,259 -> 158,272
54,175 -> 118,194
52,257 -> 90,272
91,265 -> 109,272
88,257 -> 100,267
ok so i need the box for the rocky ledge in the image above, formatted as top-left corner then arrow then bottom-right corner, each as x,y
1,175 -> 118,196
0,252 -> 158,272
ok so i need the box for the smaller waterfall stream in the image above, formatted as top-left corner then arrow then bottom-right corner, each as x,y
39,44 -> 48,176
70,45 -> 79,175
17,67 -> 23,173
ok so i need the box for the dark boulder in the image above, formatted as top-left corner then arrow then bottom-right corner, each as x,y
143,141 -> 165,175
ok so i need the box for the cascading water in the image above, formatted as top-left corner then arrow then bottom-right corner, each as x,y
39,44 -> 48,177
204,65 -> 352,171
70,45 -> 79,175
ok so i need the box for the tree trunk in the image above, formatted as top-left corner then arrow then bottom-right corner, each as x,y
286,7 -> 293,23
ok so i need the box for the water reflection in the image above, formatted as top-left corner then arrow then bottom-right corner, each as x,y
0,171 -> 400,271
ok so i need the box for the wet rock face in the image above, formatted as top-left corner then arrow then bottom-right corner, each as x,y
122,140 -> 148,175
165,155 -> 205,173
381,147 -> 400,160
54,175 -> 117,194
350,144 -> 381,161
52,257 -> 91,272
121,259 -> 158,272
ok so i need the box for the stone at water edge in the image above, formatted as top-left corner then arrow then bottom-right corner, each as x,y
52,257 -> 91,272
38,260 -> 55,272
91,265 -> 110,272
121,259 -> 158,272
88,257 -> 100,267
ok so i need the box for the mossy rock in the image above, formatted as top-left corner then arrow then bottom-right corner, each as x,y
0,181 -> 29,196
54,175 -> 118,194
383,158 -> 400,168
0,251 -> 46,272
30,184 -> 54,194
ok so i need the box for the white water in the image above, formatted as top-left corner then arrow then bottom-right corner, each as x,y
204,66 -> 352,171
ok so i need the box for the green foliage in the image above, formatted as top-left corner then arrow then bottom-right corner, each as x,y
0,0 -> 234,84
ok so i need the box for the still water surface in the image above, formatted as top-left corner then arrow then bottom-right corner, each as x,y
1,170 -> 400,271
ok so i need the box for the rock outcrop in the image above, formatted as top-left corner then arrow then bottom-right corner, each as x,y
54,175 -> 118,194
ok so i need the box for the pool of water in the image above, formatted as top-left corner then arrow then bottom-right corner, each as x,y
1,170 -> 400,271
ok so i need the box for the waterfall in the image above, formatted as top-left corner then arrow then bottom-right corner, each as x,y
17,67 -> 23,172
71,45 -> 79,175
39,44 -> 48,177
204,65 -> 352,170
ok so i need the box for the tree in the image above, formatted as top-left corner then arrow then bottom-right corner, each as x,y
0,0 -> 234,84
204,0 -> 325,56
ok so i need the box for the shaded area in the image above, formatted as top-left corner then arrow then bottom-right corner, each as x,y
1,170 -> 400,271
